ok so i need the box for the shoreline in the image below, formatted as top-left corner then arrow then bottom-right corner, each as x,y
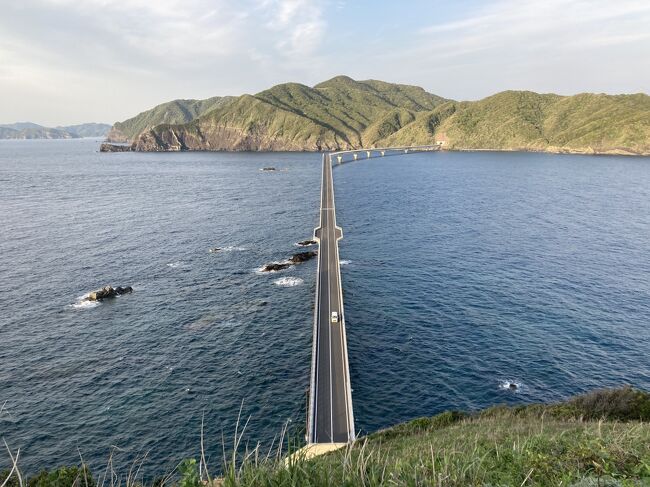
99,142 -> 650,157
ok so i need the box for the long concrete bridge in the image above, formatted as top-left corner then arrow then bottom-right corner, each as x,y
306,145 -> 440,447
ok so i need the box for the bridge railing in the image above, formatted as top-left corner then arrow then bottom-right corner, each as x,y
328,145 -> 441,164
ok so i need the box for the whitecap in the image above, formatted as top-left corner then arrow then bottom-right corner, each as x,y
71,296 -> 99,310
167,261 -> 185,268
274,277 -> 304,287
221,246 -> 247,252
499,380 -> 523,392
340,260 -> 351,265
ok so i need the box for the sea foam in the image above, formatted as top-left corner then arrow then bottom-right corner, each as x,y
274,277 -> 304,287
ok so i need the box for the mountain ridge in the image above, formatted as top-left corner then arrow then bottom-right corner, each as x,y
103,77 -> 650,155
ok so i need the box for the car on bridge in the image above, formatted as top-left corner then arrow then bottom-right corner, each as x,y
331,311 -> 339,324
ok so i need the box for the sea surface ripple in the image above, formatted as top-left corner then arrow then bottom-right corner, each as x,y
1,140 -> 649,474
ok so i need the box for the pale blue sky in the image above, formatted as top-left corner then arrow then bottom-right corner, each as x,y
1,0 -> 649,125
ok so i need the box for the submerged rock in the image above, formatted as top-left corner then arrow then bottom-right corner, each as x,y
289,251 -> 317,263
86,285 -> 133,301
297,239 -> 317,247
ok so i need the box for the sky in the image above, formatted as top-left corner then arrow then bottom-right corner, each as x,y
1,0 -> 649,126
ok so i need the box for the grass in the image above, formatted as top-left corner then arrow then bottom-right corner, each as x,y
2,387 -> 650,486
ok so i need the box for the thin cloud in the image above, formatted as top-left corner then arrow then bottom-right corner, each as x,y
419,0 -> 650,57
0,0 -> 647,124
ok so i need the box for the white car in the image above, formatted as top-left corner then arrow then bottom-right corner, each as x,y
330,311 -> 339,323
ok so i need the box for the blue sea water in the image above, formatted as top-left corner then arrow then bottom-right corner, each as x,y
1,139 -> 649,475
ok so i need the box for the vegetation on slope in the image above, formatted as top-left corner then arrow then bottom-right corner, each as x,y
387,91 -> 650,155
128,76 -> 449,151
108,96 -> 235,142
2,387 -> 649,486
122,78 -> 649,154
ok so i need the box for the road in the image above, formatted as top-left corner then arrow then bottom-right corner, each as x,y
308,154 -> 355,444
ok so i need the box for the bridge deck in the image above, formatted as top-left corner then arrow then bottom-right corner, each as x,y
306,146 -> 439,444
308,154 -> 355,444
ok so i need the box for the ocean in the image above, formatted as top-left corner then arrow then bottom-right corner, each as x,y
1,139 -> 649,475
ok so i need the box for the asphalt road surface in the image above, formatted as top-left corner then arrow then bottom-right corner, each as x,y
309,154 -> 355,444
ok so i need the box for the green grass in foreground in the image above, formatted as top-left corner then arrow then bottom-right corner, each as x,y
2,387 -> 650,486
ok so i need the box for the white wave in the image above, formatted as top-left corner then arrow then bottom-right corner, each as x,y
166,261 -> 185,268
339,260 -> 351,265
499,380 -> 523,392
274,277 -> 304,287
71,296 -> 99,310
295,241 -> 317,247
221,246 -> 247,252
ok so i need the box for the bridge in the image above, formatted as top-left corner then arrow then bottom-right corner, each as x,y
306,145 -> 440,447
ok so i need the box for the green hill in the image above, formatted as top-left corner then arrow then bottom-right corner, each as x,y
385,91 -> 650,155
131,77 -> 448,151
107,96 -> 235,142
106,77 -> 649,155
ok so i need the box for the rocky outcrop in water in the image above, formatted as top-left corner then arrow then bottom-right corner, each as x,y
289,251 -> 317,263
86,285 -> 133,301
262,262 -> 293,272
297,240 -> 317,247
261,251 -> 318,272
100,143 -> 133,152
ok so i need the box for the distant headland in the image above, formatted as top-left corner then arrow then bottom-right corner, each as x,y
101,76 -> 650,156
0,122 -> 111,140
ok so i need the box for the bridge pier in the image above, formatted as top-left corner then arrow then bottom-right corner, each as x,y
366,151 -> 371,158
381,150 -> 385,156
337,155 -> 342,163
353,153 -> 358,160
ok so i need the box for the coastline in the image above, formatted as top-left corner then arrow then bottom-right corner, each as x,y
99,142 -> 650,157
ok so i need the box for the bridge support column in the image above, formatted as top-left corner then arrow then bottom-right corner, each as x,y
353,153 -> 358,160
337,155 -> 343,164
366,151 -> 371,158
404,149 -> 409,154
381,151 -> 385,156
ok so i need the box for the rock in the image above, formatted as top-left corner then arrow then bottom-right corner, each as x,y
209,248 -> 221,253
508,383 -> 518,390
105,127 -> 130,143
261,167 -> 276,171
86,285 -> 132,301
297,239 -> 317,247
289,251 -> 317,263
262,262 -> 292,272
114,286 -> 133,295
260,251 -> 317,272
100,143 -> 133,152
